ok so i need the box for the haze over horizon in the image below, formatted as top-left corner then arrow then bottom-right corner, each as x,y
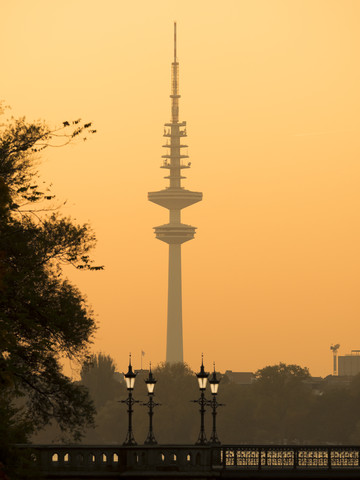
2,0 -> 360,378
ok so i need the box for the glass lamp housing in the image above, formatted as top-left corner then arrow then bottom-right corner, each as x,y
124,363 -> 137,391
196,362 -> 209,391
145,368 -> 157,394
209,370 -> 220,395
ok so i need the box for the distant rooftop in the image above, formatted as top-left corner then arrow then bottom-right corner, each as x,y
224,370 -> 255,385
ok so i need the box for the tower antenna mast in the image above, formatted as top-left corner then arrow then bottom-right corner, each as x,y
174,21 -> 177,62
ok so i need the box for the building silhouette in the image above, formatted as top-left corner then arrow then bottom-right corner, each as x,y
338,350 -> 360,376
148,23 -> 202,363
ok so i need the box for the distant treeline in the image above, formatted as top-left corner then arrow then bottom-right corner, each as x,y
33,354 -> 360,445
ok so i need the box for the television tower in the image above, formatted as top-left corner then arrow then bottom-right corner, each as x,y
148,23 -> 202,363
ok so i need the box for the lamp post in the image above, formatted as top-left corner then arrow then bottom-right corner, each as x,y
194,354 -> 209,445
208,362 -> 221,444
143,363 -> 160,445
121,354 -> 138,446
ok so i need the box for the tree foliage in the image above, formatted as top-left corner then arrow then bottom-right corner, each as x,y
250,363 -> 312,442
152,362 -> 199,443
80,353 -> 123,410
0,109 -> 101,476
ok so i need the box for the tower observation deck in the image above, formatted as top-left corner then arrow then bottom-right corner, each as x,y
148,23 -> 202,363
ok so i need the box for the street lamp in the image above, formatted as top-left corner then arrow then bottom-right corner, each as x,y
208,362 -> 222,444
143,363 -> 160,445
194,354 -> 209,445
121,354 -> 138,446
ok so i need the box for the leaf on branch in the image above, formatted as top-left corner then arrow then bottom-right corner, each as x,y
71,127 -> 82,138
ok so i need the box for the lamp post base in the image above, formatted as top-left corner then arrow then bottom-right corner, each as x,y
195,436 -> 208,445
209,435 -> 220,445
123,432 -> 137,446
144,433 -> 158,445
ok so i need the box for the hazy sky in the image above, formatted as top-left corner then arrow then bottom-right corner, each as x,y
2,1 -> 360,377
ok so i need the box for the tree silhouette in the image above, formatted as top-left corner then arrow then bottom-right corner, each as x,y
0,110 -> 100,476
80,353 -> 123,410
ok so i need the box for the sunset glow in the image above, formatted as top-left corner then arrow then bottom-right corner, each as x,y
2,0 -> 360,377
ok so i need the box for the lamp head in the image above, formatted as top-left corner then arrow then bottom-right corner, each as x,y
196,354 -> 209,391
145,362 -> 157,394
209,362 -> 220,395
124,353 -> 136,391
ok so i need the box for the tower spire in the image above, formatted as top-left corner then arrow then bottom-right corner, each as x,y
148,24 -> 202,364
174,21 -> 177,62
171,22 -> 179,124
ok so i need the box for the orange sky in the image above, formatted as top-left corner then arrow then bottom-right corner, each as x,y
2,0 -> 360,377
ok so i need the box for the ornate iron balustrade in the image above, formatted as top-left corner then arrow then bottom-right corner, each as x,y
220,445 -> 360,470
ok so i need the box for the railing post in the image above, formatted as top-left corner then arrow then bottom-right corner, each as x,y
293,447 -> 298,470
264,447 -> 268,468
258,447 -> 262,470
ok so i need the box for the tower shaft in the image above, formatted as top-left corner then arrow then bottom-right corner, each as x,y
167,244 -> 183,363
148,23 -> 202,363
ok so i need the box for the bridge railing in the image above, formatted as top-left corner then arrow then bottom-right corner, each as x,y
15,444 -> 360,475
220,445 -> 360,470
